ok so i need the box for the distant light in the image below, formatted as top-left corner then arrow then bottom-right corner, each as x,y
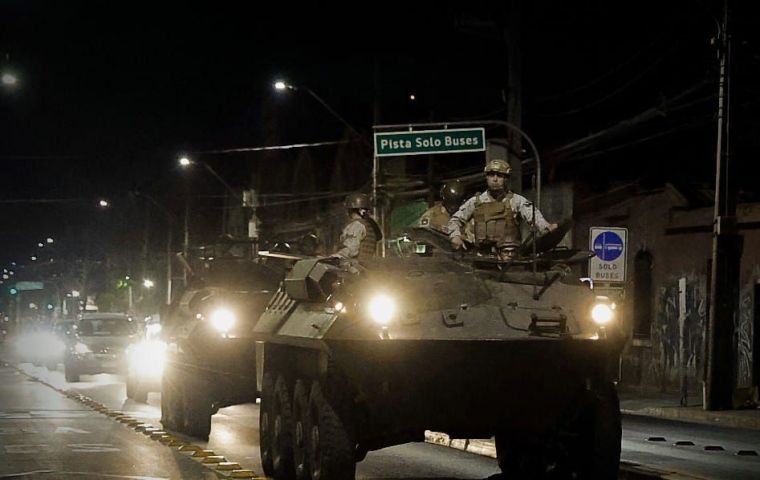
99,199 -> 109,207
179,156 -> 191,167
409,94 -> 416,101
46,238 -> 54,244
8,271 -> 14,276
2,269 -> 6,273
71,290 -> 80,298
30,256 -> 37,261
47,303 -> 54,310
37,242 -> 44,248
143,279 -> 155,288
2,274 -> 8,280
10,262 -> 16,266
125,275 -> 130,280
274,81 -> 287,91
1,72 -> 18,86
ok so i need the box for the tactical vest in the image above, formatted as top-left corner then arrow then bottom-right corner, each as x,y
358,218 -> 378,260
472,193 -> 521,247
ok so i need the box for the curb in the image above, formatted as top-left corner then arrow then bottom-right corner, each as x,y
424,431 -> 705,480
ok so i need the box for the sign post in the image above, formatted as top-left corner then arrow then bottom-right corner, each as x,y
588,227 -> 628,283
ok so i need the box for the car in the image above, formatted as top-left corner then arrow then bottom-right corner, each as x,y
63,313 -> 138,382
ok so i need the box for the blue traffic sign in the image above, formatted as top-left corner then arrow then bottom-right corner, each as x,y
593,231 -> 624,262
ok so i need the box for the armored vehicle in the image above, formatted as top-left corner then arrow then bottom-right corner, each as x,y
159,237 -> 285,438
254,226 -> 625,479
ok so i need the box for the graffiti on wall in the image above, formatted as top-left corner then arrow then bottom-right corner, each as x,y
652,275 -> 707,391
737,277 -> 757,388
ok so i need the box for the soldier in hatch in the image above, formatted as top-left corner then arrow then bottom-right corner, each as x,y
447,159 -> 556,260
334,193 -> 381,262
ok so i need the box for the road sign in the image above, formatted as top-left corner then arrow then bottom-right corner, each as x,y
374,128 -> 486,157
14,281 -> 44,291
589,227 -> 628,283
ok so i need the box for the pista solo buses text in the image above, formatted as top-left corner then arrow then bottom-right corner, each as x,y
379,135 -> 480,151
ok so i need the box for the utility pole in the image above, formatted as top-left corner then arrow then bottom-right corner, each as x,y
705,0 -> 743,411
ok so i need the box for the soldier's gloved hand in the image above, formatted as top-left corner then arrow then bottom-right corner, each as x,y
450,235 -> 464,250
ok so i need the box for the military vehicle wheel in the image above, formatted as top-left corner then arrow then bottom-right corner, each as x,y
260,372 -> 275,476
495,382 -> 621,479
292,379 -> 310,480
161,365 -> 185,431
182,383 -> 213,439
64,364 -> 79,383
272,375 -> 295,479
307,381 -> 355,480
126,374 -> 148,403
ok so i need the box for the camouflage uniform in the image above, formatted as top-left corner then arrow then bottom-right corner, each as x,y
336,218 -> 378,261
447,191 -> 551,243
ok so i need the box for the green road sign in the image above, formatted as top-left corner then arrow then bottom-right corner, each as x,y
374,128 -> 486,157
14,281 -> 44,291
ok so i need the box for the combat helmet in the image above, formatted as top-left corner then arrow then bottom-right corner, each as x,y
440,180 -> 465,212
484,158 -> 511,176
344,193 -> 370,210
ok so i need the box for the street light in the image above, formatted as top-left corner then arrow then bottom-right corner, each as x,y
1,72 -> 18,87
178,156 -> 241,202
98,199 -> 109,208
143,279 -> 154,288
273,79 -> 366,144
46,238 -> 54,244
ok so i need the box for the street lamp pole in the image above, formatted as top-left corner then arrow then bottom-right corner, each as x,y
136,193 -> 173,306
274,81 -> 368,146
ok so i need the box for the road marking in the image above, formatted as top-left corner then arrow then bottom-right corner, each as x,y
55,426 -> 91,434
67,443 -> 121,453
4,444 -> 48,454
0,427 -> 39,435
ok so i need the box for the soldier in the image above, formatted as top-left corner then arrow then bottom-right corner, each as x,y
447,159 -> 556,259
334,193 -> 381,262
419,180 -> 465,233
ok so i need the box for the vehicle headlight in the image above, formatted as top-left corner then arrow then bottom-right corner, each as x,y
74,342 -> 92,354
146,323 -> 162,338
368,294 -> 396,326
129,340 -> 166,376
210,308 -> 236,333
591,303 -> 614,325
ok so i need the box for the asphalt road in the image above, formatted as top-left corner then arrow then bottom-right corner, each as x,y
621,414 -> 760,480
4,359 -> 760,479
2,362 -> 502,479
0,363 -> 218,479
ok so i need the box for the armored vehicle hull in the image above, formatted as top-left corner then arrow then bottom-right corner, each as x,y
255,239 -> 624,479
159,240 -> 284,439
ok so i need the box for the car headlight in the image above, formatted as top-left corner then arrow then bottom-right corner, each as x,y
591,303 -> 614,325
129,340 -> 166,376
368,294 -> 396,326
146,323 -> 162,337
210,308 -> 236,333
74,342 -> 92,354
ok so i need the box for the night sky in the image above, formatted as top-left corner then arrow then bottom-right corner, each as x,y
0,1 -> 757,270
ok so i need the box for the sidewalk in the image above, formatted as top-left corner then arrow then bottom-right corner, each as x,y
619,388 -> 760,431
